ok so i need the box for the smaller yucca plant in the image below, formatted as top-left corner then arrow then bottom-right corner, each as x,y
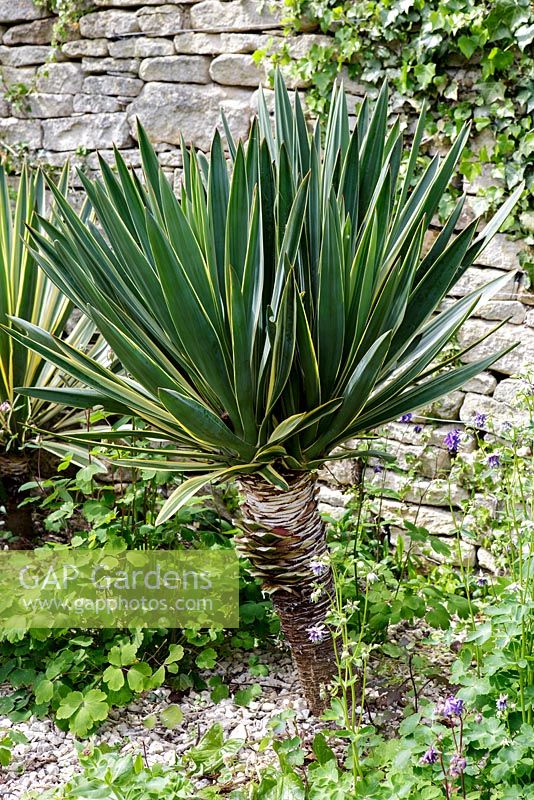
11,76 -> 522,710
0,165 -> 107,469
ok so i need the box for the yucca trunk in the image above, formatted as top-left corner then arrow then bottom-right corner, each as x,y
236,472 -> 335,713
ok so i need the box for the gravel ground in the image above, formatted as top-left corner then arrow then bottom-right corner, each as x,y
0,624 -> 457,799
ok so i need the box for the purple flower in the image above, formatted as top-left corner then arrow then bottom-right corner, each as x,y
476,573 -> 488,587
414,424 -> 423,433
443,695 -> 464,717
373,464 -> 383,474
310,562 -> 326,577
488,454 -> 500,468
0,401 -> 10,414
400,413 -> 413,423
473,412 -> 487,428
443,428 -> 462,455
420,745 -> 439,765
450,754 -> 466,777
496,694 -> 508,712
306,624 -> 326,643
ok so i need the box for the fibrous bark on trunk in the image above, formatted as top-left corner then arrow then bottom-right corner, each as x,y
236,471 -> 335,714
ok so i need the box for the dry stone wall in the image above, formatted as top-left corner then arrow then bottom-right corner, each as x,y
0,0 -> 532,569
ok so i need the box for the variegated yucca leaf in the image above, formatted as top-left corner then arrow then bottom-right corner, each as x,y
12,76 -> 521,520
0,165 -> 108,457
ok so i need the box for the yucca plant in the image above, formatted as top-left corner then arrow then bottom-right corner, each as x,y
10,76 -> 521,710
0,165 -> 108,477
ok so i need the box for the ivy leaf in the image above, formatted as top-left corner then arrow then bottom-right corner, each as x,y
516,23 -> 534,50
160,704 -> 184,729
458,35 -> 478,59
414,63 -> 436,89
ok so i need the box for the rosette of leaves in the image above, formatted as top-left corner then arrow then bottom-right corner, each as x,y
0,165 -> 108,463
11,75 -> 521,711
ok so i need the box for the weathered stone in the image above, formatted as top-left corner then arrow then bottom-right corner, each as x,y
174,31 -> 263,54
42,112 -> 131,150
317,459 -> 359,486
92,0 -> 167,5
477,300 -> 526,324
62,38 -> 109,57
1,64 -> 35,85
190,0 -> 281,31
210,53 -> 265,86
79,10 -> 139,38
493,378 -> 531,406
459,392 -> 529,435
368,470 -> 469,508
36,62 -> 83,93
107,38 -> 138,57
372,438 -> 452,478
458,318 -> 534,376
338,66 -> 368,96
0,0 -> 48,23
136,5 -> 183,35
82,74 -> 143,96
526,309 -> 534,328
448,266 -> 518,300
0,44 -> 52,65
82,56 -> 140,73
108,36 -> 175,58
139,54 -> 209,82
425,390 -> 465,420
462,371 -> 497,395
381,499 -> 456,537
73,93 -> 123,112
0,116 -> 41,147
473,234 -> 525,271
518,286 -> 534,307
318,485 -> 346,509
14,92 -> 73,118
127,82 -> 252,151
477,547 -> 500,573
3,17 -> 54,45
158,149 -> 182,167
134,37 -> 174,57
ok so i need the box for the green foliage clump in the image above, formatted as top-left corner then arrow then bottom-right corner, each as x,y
268,0 -> 533,238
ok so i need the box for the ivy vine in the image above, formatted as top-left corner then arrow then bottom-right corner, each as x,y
263,0 -> 533,248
